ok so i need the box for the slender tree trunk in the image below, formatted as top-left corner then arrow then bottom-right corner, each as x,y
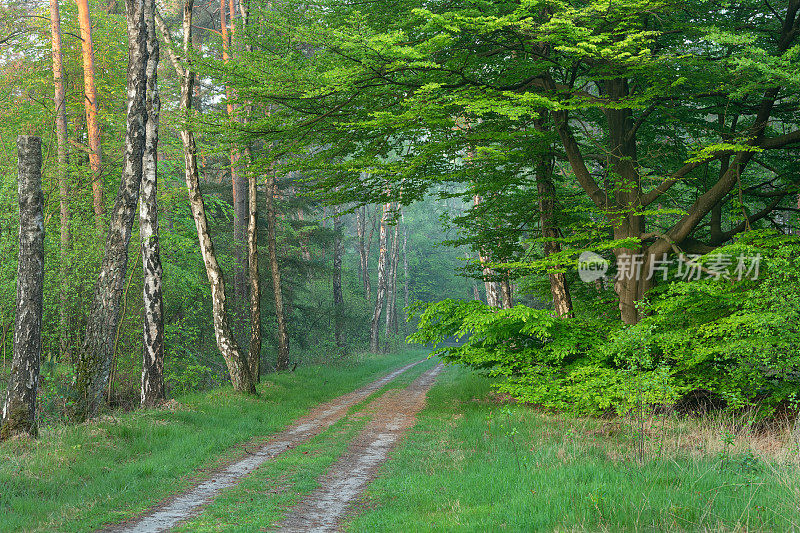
332,204 -> 344,348
387,222 -> 400,338
76,0 -> 105,230
357,205 -> 366,292
534,137 -> 573,317
1,137 -> 44,440
245,145 -> 260,381
221,0 -> 248,338
403,222 -> 409,309
370,202 -> 390,352
74,0 -> 150,421
500,277 -> 513,309
139,0 -> 164,407
157,0 -> 254,392
50,0 -> 71,363
266,170 -> 290,370
472,193 -> 501,307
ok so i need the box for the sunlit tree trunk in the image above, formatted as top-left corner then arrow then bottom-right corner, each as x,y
74,0 -> 150,421
500,277 -> 513,309
139,0 -> 164,407
50,0 -> 71,363
75,0 -> 105,230
370,202 -> 390,352
332,204 -> 344,348
156,0 -> 255,393
220,0 -> 248,337
1,137 -> 44,440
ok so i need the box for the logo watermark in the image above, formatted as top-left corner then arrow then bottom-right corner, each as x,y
578,252 -> 761,282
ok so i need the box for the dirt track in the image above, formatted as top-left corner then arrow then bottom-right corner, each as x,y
275,364 -> 445,532
103,360 -> 424,533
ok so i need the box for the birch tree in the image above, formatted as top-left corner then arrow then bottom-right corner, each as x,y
1,137 -> 44,440
155,0 -> 255,391
74,0 -> 150,420
139,0 -> 164,407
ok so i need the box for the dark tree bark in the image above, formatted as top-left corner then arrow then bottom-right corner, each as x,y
156,0 -> 255,393
1,136 -> 44,440
74,0 -> 149,421
357,205 -> 366,293
266,170 -> 290,370
384,221 -> 400,350
370,202 -> 390,352
50,0 -> 71,363
533,126 -> 573,317
332,204 -> 344,348
140,0 -> 164,407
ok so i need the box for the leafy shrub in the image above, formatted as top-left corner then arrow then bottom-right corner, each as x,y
411,232 -> 800,415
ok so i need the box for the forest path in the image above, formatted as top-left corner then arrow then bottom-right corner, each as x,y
103,359 -> 424,533
274,363 -> 445,532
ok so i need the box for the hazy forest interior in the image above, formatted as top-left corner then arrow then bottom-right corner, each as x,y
1,0 -> 800,531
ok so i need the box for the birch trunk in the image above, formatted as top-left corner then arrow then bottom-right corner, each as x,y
369,203 -> 390,352
76,0 -> 105,230
246,146 -> 260,381
157,0 -> 254,392
50,0 -> 71,363
1,137 -> 44,440
139,0 -> 164,407
74,0 -> 149,421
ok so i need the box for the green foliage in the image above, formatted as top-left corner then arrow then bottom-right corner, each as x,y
413,233 -> 800,414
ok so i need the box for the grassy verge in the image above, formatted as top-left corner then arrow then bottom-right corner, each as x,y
176,356 -> 440,532
0,349 -> 425,532
345,366 -> 800,532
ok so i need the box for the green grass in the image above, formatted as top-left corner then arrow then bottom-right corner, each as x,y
0,349 -> 425,533
344,366 -> 800,532
176,356 -> 440,532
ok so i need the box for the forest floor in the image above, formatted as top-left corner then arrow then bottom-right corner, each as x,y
3,352 -> 800,532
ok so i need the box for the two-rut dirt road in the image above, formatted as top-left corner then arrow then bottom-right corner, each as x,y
105,360 -> 444,533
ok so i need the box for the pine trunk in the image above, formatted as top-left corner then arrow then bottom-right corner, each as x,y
266,171 -> 290,370
221,0 -> 248,339
1,137 -> 44,440
139,0 -> 164,407
76,0 -> 105,230
369,203 -> 390,352
50,0 -> 71,363
74,0 -> 149,421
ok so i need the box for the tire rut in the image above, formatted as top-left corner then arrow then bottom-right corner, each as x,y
273,363 -> 445,533
102,360 -> 425,533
